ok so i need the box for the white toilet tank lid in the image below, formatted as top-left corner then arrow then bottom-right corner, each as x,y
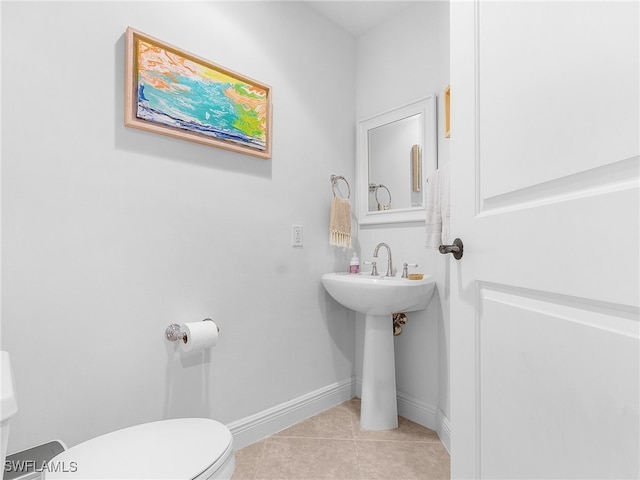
44,418 -> 232,480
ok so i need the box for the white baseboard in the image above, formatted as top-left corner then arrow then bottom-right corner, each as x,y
396,391 -> 437,430
227,377 -> 451,454
396,392 -> 450,454
227,377 -> 356,450
436,407 -> 451,454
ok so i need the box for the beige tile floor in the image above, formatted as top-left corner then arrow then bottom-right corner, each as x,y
232,398 -> 450,480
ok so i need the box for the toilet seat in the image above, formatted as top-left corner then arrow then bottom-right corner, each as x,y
43,418 -> 234,480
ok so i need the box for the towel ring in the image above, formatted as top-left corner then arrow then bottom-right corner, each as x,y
374,184 -> 391,210
330,175 -> 350,199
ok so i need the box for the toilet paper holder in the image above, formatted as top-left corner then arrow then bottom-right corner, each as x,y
165,319 -> 219,344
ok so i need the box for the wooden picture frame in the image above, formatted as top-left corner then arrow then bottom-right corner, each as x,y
124,27 -> 272,159
444,84 -> 451,139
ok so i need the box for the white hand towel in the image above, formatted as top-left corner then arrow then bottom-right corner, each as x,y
440,164 -> 451,245
425,165 -> 450,248
329,196 -> 352,249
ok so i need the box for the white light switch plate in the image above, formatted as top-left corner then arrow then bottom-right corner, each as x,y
292,225 -> 303,247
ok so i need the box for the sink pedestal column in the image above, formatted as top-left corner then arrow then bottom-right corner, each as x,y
360,314 -> 398,430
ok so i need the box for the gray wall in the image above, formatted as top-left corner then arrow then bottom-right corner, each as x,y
1,1 -> 357,452
355,0 -> 451,439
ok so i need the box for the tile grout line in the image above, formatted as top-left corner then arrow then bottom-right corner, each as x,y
347,398 -> 362,480
251,438 -> 268,480
273,433 -> 442,444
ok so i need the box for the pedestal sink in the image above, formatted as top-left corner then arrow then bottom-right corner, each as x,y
321,273 -> 435,430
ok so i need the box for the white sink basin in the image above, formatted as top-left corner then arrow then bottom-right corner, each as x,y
321,271 -> 436,430
321,273 -> 435,316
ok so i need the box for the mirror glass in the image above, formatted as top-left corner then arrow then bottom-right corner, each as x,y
357,96 -> 437,225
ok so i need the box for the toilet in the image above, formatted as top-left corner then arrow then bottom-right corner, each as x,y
1,352 -> 19,471
1,351 -> 235,480
43,418 -> 235,480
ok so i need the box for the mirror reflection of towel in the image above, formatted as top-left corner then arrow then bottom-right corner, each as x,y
425,165 -> 450,248
329,196 -> 352,248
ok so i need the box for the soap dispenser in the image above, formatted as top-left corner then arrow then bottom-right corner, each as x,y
349,252 -> 360,274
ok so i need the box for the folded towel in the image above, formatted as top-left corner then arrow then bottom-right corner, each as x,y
329,196 -> 352,249
425,165 -> 450,248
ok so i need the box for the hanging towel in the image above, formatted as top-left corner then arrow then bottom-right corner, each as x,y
425,165 -> 450,248
440,165 -> 451,246
329,196 -> 352,248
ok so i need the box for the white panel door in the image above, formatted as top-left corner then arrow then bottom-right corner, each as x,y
449,1 -> 639,478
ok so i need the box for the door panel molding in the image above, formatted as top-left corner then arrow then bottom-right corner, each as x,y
476,282 -> 639,478
477,281 -> 640,339
478,155 -> 639,216
475,1 -> 639,203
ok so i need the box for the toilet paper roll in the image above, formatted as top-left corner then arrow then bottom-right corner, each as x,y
179,320 -> 219,353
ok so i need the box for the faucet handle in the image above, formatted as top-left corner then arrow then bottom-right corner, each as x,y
363,261 -> 378,276
401,263 -> 418,278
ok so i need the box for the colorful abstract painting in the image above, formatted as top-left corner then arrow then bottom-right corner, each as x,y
125,28 -> 271,159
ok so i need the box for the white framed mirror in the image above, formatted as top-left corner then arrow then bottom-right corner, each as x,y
357,95 -> 437,225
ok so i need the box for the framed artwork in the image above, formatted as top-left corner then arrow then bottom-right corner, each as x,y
444,84 -> 450,139
125,27 -> 272,159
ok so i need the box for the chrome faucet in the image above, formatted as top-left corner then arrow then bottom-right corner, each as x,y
373,242 -> 393,277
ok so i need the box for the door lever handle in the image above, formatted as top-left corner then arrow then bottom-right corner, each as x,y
439,238 -> 464,260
